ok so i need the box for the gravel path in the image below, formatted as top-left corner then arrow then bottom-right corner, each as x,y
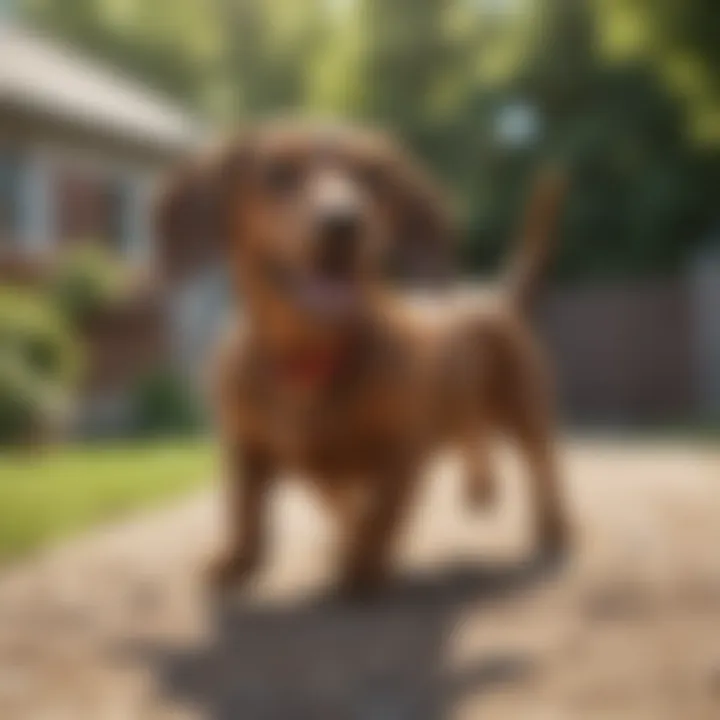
1,440 -> 719,719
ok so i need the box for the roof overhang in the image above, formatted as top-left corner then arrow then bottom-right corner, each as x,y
0,23 -> 206,155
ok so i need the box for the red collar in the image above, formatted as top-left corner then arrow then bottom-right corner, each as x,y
270,338 -> 356,391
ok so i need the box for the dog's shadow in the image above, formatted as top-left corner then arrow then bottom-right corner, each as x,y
135,555 -> 559,720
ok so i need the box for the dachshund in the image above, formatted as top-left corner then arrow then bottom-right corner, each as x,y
157,120 -> 569,598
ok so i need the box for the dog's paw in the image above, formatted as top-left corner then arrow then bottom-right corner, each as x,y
336,567 -> 388,603
205,551 -> 258,593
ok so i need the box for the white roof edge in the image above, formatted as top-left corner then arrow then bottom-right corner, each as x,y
0,21 -> 208,151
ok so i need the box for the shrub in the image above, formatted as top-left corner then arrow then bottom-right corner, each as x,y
130,369 -> 203,438
49,243 -> 129,324
0,289 -> 80,444
0,356 -> 69,443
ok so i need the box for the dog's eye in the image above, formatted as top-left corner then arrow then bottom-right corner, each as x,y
357,163 -> 387,193
263,159 -> 303,195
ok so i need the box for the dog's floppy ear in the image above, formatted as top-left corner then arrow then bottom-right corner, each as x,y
384,147 -> 454,284
154,138 -> 250,282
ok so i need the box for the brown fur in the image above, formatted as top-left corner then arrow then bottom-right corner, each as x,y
157,121 -> 569,598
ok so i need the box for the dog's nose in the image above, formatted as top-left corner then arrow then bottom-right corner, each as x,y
316,210 -> 361,277
321,209 -> 361,245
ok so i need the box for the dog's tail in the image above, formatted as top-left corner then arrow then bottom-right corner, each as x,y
504,164 -> 567,311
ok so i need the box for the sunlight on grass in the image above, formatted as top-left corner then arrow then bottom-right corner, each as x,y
0,439 -> 216,563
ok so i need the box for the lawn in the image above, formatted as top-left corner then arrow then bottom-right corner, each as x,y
0,439 -> 215,563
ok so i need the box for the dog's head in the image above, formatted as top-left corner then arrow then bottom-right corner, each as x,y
157,121 -> 451,332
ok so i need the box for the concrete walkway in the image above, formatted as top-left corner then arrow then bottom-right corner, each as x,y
0,440 -> 719,719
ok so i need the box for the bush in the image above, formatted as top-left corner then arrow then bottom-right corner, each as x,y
130,370 -> 203,438
49,244 -> 129,324
0,289 -> 80,444
0,357 -> 69,444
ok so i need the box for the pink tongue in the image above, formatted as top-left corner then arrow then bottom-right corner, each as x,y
303,281 -> 356,315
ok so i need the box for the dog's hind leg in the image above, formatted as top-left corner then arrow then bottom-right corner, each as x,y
510,407 -> 569,562
462,427 -> 497,510
315,482 -> 357,518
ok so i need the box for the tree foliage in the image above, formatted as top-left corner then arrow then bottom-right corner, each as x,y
20,0 -> 720,280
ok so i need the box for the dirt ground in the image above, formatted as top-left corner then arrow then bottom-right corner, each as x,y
0,439 -> 719,719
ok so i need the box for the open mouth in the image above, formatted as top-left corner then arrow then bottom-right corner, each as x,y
260,257 -> 361,319
300,276 -> 360,316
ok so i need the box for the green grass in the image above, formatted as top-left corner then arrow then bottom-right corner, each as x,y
0,439 -> 215,563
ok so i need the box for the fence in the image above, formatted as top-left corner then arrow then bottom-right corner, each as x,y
539,250 -> 720,426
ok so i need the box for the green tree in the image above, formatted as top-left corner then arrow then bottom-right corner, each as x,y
17,0 -> 720,279
21,0 -> 222,110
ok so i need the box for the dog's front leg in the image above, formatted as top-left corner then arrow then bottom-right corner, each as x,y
208,443 -> 274,591
337,461 -> 415,599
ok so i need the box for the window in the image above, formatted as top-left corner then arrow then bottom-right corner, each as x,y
53,165 -> 130,253
0,152 -> 22,248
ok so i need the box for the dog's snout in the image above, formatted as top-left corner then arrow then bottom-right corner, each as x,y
309,170 -> 365,278
320,209 -> 361,245
315,207 -> 363,278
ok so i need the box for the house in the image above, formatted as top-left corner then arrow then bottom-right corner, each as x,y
0,21 -> 208,433
0,21 -> 202,265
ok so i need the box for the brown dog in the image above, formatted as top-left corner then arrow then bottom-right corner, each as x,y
157,120 -> 569,598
